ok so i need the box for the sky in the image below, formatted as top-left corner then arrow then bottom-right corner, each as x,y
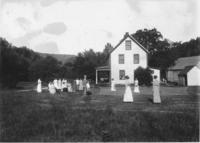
0,0 -> 199,55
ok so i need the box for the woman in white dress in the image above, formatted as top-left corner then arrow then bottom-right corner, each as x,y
49,82 -> 56,94
37,79 -> 42,93
111,78 -> 116,91
53,79 -> 58,90
134,79 -> 140,93
79,79 -> 83,91
153,76 -> 161,103
58,79 -> 62,91
123,76 -> 133,102
62,79 -> 67,92
86,81 -> 90,91
68,83 -> 72,92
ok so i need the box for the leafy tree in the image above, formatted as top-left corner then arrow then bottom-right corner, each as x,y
59,62 -> 77,79
134,67 -> 153,86
132,28 -> 176,78
72,44 -> 113,81
29,56 -> 62,82
1,38 -> 40,88
132,28 -> 165,53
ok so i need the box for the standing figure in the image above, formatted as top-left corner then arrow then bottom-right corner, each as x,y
68,83 -> 73,92
123,76 -> 133,102
111,78 -> 116,91
134,79 -> 140,93
48,82 -> 56,94
153,75 -> 161,103
53,79 -> 58,90
79,79 -> 83,91
83,75 -> 87,95
73,80 -> 76,92
37,78 -> 42,93
62,79 -> 68,92
86,81 -> 90,91
58,79 -> 62,91
76,78 -> 80,91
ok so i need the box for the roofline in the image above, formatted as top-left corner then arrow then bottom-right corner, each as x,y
110,32 -> 149,54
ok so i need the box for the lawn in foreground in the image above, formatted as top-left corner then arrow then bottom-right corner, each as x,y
0,87 -> 199,142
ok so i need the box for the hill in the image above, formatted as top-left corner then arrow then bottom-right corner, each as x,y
39,53 -> 76,64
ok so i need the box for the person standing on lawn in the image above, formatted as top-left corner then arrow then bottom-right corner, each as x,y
79,79 -> 83,91
123,76 -> 133,102
58,79 -> 62,92
37,78 -> 42,93
53,79 -> 58,90
83,75 -> 87,95
86,80 -> 90,91
111,78 -> 116,91
76,78 -> 80,91
153,75 -> 161,103
134,78 -> 140,93
48,82 -> 56,94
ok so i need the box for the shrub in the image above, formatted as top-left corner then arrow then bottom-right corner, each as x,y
134,67 -> 153,86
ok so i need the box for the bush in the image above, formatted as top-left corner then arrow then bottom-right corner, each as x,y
134,67 -> 153,86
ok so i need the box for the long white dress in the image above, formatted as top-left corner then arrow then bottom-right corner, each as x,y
53,79 -> 58,89
58,79 -> 62,90
123,79 -> 133,102
111,80 -> 116,91
49,82 -> 56,94
153,79 -> 161,103
86,82 -> 90,91
68,83 -> 72,92
37,79 -> 42,93
134,80 -> 140,93
79,80 -> 83,90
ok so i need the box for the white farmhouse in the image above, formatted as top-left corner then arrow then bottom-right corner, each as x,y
96,32 -> 150,84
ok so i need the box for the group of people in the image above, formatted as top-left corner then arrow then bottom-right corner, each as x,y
36,75 -> 90,95
37,75 -> 161,103
111,75 -> 161,104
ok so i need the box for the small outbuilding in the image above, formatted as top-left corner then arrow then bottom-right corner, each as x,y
167,56 -> 200,86
178,65 -> 200,86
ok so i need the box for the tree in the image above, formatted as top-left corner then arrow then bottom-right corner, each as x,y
29,56 -> 62,82
132,28 -> 177,78
134,67 -> 153,86
1,38 -> 39,88
132,28 -> 165,54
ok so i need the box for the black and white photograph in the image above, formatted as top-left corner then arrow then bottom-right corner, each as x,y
0,0 -> 199,142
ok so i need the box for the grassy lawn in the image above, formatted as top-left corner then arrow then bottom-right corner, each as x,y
0,86 -> 199,142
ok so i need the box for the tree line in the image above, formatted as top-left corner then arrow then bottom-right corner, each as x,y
0,28 -> 199,88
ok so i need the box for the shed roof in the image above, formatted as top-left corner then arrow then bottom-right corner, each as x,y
169,56 -> 200,70
178,66 -> 194,76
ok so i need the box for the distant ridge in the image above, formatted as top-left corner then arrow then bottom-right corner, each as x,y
39,53 -> 76,64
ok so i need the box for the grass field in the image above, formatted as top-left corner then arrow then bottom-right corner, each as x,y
0,86 -> 199,141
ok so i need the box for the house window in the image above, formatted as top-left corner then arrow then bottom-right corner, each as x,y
134,54 -> 139,64
119,70 -> 125,80
125,40 -> 131,50
119,54 -> 124,64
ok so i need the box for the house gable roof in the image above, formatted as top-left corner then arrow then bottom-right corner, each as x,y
169,56 -> 200,70
110,32 -> 149,54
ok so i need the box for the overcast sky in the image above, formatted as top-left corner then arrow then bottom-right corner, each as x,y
0,0 -> 199,55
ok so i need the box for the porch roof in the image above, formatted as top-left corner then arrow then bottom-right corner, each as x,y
96,66 -> 110,71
